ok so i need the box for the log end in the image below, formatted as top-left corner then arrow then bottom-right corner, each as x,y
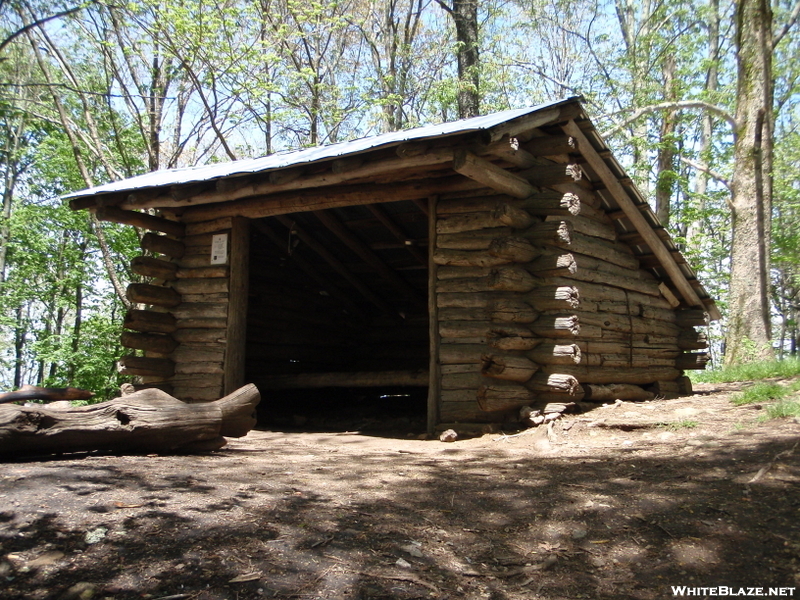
215,384 -> 261,438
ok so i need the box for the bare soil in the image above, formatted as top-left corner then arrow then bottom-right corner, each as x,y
1,379 -> 799,600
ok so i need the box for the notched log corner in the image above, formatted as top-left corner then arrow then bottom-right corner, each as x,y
0,384 -> 261,458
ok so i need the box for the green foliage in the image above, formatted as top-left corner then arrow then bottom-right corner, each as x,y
763,400 -> 800,419
732,382 -> 793,405
694,358 -> 800,383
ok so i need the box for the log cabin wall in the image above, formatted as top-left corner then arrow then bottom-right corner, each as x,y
118,215 -> 248,402
432,132 -> 710,424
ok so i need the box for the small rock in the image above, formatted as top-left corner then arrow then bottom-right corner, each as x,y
416,433 -> 429,440
543,413 -> 560,423
571,527 -> 588,540
29,551 -> 65,567
439,429 -> 458,442
85,527 -> 107,545
396,558 -> 412,568
531,415 -> 545,425
400,543 -> 424,558
58,582 -> 96,600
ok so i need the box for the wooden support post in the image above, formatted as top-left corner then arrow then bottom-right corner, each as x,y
428,196 -> 440,436
224,217 -> 249,395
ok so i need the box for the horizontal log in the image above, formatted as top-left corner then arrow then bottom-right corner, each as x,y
583,383 -> 654,402
675,309 -> 710,328
141,232 -> 185,258
647,380 -> 681,397
442,372 -> 484,390
0,385 -> 94,404
126,283 -> 182,308
676,352 -> 711,370
117,356 -> 175,378
548,232 -> 640,271
527,343 -> 582,365
433,249 -> 510,267
174,361 -> 225,375
477,382 -> 535,412
95,206 -> 185,237
453,149 -> 536,198
488,236 -> 541,262
436,266 -> 541,294
436,203 -> 534,234
172,328 -> 227,344
171,303 -> 228,320
175,317 -> 227,329
561,266 -> 663,297
529,314 -> 580,337
437,228 -> 514,249
439,321 -> 535,340
172,385 -> 225,402
260,370 -> 429,389
540,364 -> 682,385
523,192 -> 581,217
523,135 -> 577,157
480,353 -> 539,382
548,214 -> 616,241
489,336 -> 544,351
124,309 -> 177,334
182,175 -> 482,223
529,252 -> 577,277
583,354 -> 675,368
172,345 -> 225,363
441,363 -> 481,375
120,331 -> 179,354
525,372 -> 582,395
438,301 -> 539,323
176,266 -> 229,279
131,256 -> 178,281
171,278 -> 229,295
677,328 -> 708,350
520,163 -> 583,187
436,194 -> 520,215
524,285 -> 581,311
523,219 -> 573,245
440,344 -> 486,364
0,384 -> 260,456
561,310 -> 681,337
184,217 -> 234,236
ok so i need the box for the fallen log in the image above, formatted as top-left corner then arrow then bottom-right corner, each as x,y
0,385 -> 95,405
0,384 -> 260,457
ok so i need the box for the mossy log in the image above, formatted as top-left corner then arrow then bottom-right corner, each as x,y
0,384 -> 260,457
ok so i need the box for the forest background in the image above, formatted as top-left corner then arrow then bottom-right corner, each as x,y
0,0 -> 798,400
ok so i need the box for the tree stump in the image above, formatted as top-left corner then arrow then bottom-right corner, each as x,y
0,384 -> 261,457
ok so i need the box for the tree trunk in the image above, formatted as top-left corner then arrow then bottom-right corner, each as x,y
726,0 -> 774,364
0,384 -> 261,457
450,0 -> 479,118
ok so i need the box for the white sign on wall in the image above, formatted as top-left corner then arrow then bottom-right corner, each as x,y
210,233 -> 229,265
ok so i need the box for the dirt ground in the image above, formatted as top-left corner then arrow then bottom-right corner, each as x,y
1,379 -> 799,600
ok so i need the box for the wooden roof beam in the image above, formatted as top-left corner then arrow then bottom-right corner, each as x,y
181,175 -> 481,223
562,119 -> 704,308
253,220 -> 366,318
273,215 -> 398,317
124,148 -> 456,210
313,210 -> 426,308
452,149 -> 535,198
367,204 -> 428,265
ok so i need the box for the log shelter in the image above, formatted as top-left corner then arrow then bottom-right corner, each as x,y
65,98 -> 719,432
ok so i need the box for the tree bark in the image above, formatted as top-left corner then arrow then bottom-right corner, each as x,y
726,0 -> 775,363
